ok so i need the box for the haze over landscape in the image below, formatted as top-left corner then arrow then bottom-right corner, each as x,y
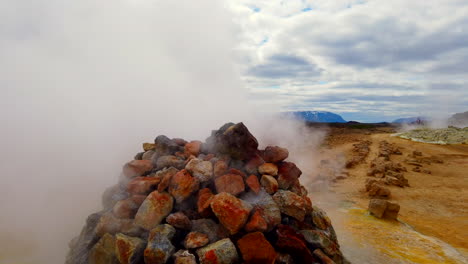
1,0 -> 467,264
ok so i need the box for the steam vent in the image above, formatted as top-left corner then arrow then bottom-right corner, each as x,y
67,123 -> 348,264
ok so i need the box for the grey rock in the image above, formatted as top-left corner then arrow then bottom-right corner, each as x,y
185,158 -> 213,183
196,238 -> 239,264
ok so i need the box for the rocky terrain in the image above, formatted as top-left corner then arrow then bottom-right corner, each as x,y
397,126 -> 468,144
313,124 -> 468,263
66,123 -> 348,264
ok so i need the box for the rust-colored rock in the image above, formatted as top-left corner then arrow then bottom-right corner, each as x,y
95,213 -> 142,237
214,174 -> 245,196
210,192 -> 252,235
245,153 -> 265,175
196,238 -> 239,264
260,175 -> 278,194
123,160 -> 153,178
127,177 -> 161,195
246,174 -> 261,194
134,191 -> 174,230
214,160 -> 228,178
185,140 -> 202,156
277,162 -> 302,190
197,188 -> 214,217
115,233 -> 145,264
166,212 -> 192,230
144,224 -> 176,264
113,195 -> 146,219
273,190 -> 307,221
276,225 -> 315,263
169,169 -> 200,203
237,232 -> 277,264
184,231 -> 210,249
258,163 -> 278,176
88,233 -> 118,264
156,167 -> 179,193
263,146 -> 289,163
229,168 -> 247,178
244,209 -> 268,233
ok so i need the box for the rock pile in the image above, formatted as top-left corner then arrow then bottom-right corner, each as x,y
345,140 -> 371,168
66,122 -> 347,264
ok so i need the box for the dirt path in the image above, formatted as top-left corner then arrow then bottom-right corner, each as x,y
312,133 -> 468,263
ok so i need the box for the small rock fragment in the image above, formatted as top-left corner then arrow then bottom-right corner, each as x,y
214,174 -> 245,196
245,175 -> 261,194
261,175 -> 279,194
210,192 -> 252,235
263,146 -> 289,163
134,191 -> 174,230
123,160 -> 153,178
273,190 -> 307,221
197,188 -> 214,217
244,209 -> 268,233
185,141 -> 202,156
173,250 -> 197,264
258,163 -> 278,176
166,212 -> 192,230
184,232 -> 210,249
113,195 -> 146,219
237,232 -> 277,264
144,224 -> 176,264
127,177 -> 161,195
115,233 -> 145,264
196,238 -> 239,264
156,155 -> 185,170
186,158 -> 214,183
88,233 -> 118,264
168,169 -> 200,203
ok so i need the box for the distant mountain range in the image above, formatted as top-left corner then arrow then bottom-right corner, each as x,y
283,111 -> 347,123
392,117 -> 430,124
448,111 -> 468,127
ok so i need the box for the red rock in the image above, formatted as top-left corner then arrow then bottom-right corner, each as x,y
185,140 -> 202,156
260,175 -> 278,194
184,232 -> 210,249
113,195 -> 146,219
134,191 -> 174,230
237,232 -> 277,264
95,213 -> 142,237
210,192 -> 252,235
156,167 -> 179,193
258,163 -> 278,176
196,238 -> 239,264
197,188 -> 214,217
244,210 -> 268,233
276,225 -> 315,263
214,174 -> 245,196
115,233 -> 145,264
123,160 -> 153,178
166,212 -> 192,230
245,153 -> 265,175
214,160 -> 228,178
273,190 -> 307,221
126,176 -> 160,195
245,175 -> 261,194
169,169 -> 200,203
229,168 -> 247,178
313,249 -> 334,264
263,146 -> 289,163
277,162 -> 302,190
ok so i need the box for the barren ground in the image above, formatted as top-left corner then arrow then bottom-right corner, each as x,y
311,126 -> 468,263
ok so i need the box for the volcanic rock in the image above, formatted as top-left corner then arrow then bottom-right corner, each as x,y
245,174 -> 261,194
196,238 -> 239,264
123,160 -> 153,178
210,192 -> 252,235
191,219 -> 228,243
168,169 -> 200,203
113,195 -> 146,219
143,143 -> 156,152
244,209 -> 268,233
237,232 -> 277,264
156,155 -> 185,170
241,191 -> 281,232
277,162 -> 302,190
263,146 -> 289,163
115,233 -> 145,264
369,199 -> 400,220
184,231 -> 210,249
88,233 -> 118,264
273,190 -> 307,221
276,225 -> 315,263
197,188 -> 214,217
185,140 -> 202,156
258,163 -> 278,176
166,212 -> 192,230
142,150 -> 155,160
173,250 -> 197,264
102,184 -> 129,210
260,175 -> 278,194
134,191 -> 174,230
144,224 -> 176,264
95,213 -> 142,237
156,167 -> 179,193
186,158 -> 213,183
245,154 -> 265,175
205,122 -> 259,160
214,174 -> 245,196
153,135 -> 182,159
127,177 -> 161,195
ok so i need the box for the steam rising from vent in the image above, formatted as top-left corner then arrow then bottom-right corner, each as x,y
0,1 -> 327,263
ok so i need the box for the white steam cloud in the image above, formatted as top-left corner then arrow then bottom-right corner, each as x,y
0,0 -> 327,263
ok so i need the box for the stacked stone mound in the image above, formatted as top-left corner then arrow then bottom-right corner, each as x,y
66,123 -> 348,264
345,140 -> 371,168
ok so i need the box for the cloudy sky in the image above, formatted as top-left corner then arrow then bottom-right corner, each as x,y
227,0 -> 468,122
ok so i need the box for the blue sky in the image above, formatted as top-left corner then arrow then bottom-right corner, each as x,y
228,0 -> 468,122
